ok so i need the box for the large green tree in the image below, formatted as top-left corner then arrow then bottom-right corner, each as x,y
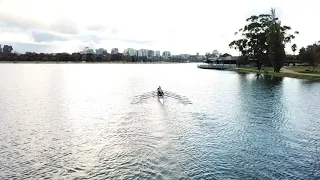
267,8 -> 286,72
229,8 -> 299,72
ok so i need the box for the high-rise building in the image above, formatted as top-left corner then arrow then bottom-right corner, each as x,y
162,51 -> 171,59
111,48 -> 119,54
95,48 -> 107,55
81,47 -> 95,54
137,49 -> 143,57
148,50 -> 154,57
130,49 -> 137,56
0,45 -> 2,53
138,49 -> 148,57
3,45 -> 13,53
124,48 -> 137,56
155,51 -> 160,57
142,49 -> 148,57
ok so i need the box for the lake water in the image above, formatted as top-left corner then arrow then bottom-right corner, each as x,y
0,63 -> 319,179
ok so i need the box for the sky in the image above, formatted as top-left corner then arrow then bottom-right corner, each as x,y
0,0 -> 319,55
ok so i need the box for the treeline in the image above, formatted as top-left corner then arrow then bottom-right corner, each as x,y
0,52 -> 196,63
229,8 -> 299,72
298,41 -> 320,71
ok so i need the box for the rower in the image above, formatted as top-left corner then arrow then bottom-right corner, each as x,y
157,86 -> 164,96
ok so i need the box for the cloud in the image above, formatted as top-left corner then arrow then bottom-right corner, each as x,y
87,24 -> 108,32
86,24 -> 119,37
0,12 -> 79,35
0,0 -> 320,55
106,38 -> 152,45
79,34 -> 103,44
111,28 -> 118,35
31,31 -> 69,42
48,19 -> 79,34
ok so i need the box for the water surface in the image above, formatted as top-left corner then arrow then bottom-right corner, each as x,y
0,63 -> 319,179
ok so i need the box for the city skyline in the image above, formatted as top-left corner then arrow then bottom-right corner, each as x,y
0,42 -> 214,58
80,47 -> 203,58
0,0 -> 319,55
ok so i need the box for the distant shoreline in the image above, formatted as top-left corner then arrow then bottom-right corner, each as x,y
0,61 -> 192,64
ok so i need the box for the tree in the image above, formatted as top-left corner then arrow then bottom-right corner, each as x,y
267,8 -> 286,72
205,53 -> 209,60
229,8 -> 299,71
110,53 -> 122,62
236,55 -> 249,67
291,44 -> 297,55
299,42 -> 320,71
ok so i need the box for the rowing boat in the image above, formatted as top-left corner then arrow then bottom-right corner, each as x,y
158,95 -> 164,104
131,89 -> 192,105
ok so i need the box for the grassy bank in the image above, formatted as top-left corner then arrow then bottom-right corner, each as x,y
229,67 -> 320,80
284,66 -> 320,74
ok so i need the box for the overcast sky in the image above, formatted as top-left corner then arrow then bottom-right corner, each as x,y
0,0 -> 319,55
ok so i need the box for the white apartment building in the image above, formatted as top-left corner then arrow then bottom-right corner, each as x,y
148,50 -> 154,57
137,49 -> 148,57
111,48 -> 119,54
128,48 -> 137,56
82,47 -> 95,54
162,51 -> 171,59
137,49 -> 143,57
95,48 -> 107,55
124,48 -> 137,56
142,49 -> 148,57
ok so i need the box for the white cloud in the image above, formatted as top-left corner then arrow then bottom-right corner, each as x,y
0,0 -> 319,55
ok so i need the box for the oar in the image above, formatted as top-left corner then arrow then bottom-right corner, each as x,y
164,94 -> 187,100
164,91 -> 187,98
163,95 -> 192,104
133,92 -> 155,98
140,93 -> 157,98
136,95 -> 156,100
133,91 -> 156,97
164,93 -> 187,100
163,93 -> 191,102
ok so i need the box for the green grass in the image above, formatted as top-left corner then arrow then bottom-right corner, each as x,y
229,67 -> 320,80
285,66 -> 320,74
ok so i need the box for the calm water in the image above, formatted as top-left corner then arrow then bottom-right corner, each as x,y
0,63 -> 319,179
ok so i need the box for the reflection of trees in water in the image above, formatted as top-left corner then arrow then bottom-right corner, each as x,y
235,73 -> 286,151
263,75 -> 283,85
237,73 -> 284,124
228,73 -> 319,177
222,73 -> 289,176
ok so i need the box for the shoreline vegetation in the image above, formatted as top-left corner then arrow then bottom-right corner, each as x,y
226,8 -> 320,81
0,51 -> 203,64
0,61 -> 186,64
229,67 -> 320,80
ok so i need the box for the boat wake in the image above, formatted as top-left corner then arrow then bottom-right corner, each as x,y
131,91 -> 192,105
